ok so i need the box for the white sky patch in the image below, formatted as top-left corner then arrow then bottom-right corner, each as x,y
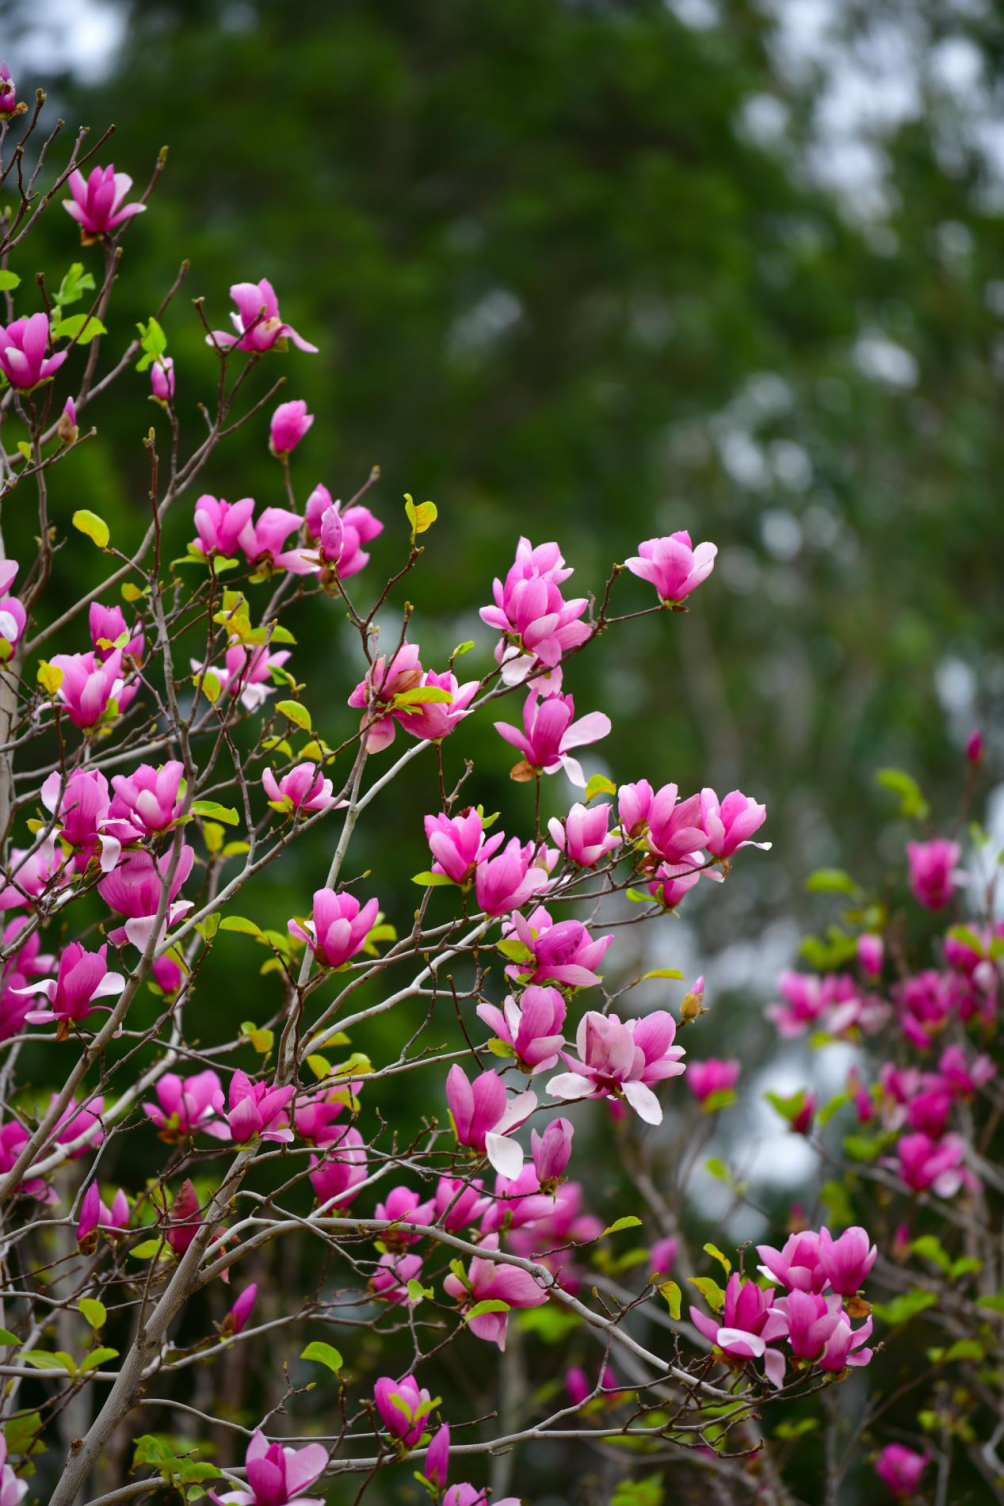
12,0 -> 125,85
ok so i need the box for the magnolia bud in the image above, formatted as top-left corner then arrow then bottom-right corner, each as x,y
57,397 -> 78,445
680,973 -> 705,1024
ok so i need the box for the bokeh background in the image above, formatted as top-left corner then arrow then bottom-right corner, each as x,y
4,0 -> 1004,1500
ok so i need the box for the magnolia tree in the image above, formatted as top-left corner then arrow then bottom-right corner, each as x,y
0,69 -> 952,1506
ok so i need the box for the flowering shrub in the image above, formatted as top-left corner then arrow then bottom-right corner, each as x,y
0,68 -> 967,1506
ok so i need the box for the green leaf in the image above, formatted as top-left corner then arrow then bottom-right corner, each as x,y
976,1292 -> 1004,1313
638,968 -> 684,982
393,685 -> 453,708
819,1180 -> 854,1229
773,1418 -> 820,1440
24,1350 -> 76,1375
659,1280 -> 682,1319
0,272 -> 20,291
806,868 -> 859,895
129,1239 -> 163,1260
72,509 -> 110,548
942,1339 -> 984,1363
464,1299 -> 510,1323
52,313 -> 107,345
275,699 -> 312,731
818,1090 -> 852,1127
0,1328 -> 21,1346
583,773 -> 617,802
78,1299 -> 107,1330
80,1347 -> 118,1373
135,316 -> 168,371
411,871 -> 456,887
220,915 -> 262,936
452,639 -> 475,658
764,1088 -> 808,1124
53,263 -> 95,307
689,1276 -> 724,1313
4,1411 -> 43,1456
485,1036 -> 515,1059
949,1256 -> 983,1279
875,766 -> 929,820
703,1243 -> 731,1277
612,1473 -> 664,1506
602,1216 -> 642,1237
496,937 -> 534,963
300,1340 -> 343,1375
910,1235 -> 951,1274
871,1289 -> 937,1327
404,493 -> 438,535
194,669 -> 221,704
191,800 -> 239,826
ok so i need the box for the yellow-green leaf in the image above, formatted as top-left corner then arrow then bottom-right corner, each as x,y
703,1243 -> 731,1277
404,492 -> 438,536
275,700 -> 312,731
78,1299 -> 106,1330
72,510 -> 110,548
659,1281 -> 682,1320
300,1341 -> 343,1375
602,1216 -> 642,1238
37,660 -> 64,695
191,800 -> 239,826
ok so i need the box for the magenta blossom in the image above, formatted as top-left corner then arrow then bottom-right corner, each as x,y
700,787 -> 769,858
425,1423 -> 450,1489
0,63 -> 17,119
347,643 -> 424,752
494,689 -> 611,787
373,1185 -> 435,1247
142,1070 -> 228,1142
40,767 -> 122,873
906,838 -> 963,910
757,1231 -> 826,1294
687,1058 -> 740,1106
305,485 -> 383,578
150,356 -> 175,403
530,1117 -> 574,1187
190,495 -> 256,560
645,784 -> 706,863
77,1180 -> 129,1246
0,922 -> 52,1042
263,762 -> 335,816
288,888 -> 379,969
647,862 -> 703,909
818,1225 -> 877,1296
370,1252 -> 425,1305
16,942 -> 125,1028
477,985 -> 567,1073
773,1289 -> 869,1372
208,642 -> 291,712
937,1044 -> 995,1096
690,1271 -> 788,1387
373,1374 -> 434,1447
474,838 -> 553,917
548,1009 -> 685,1125
875,1443 -> 930,1498
308,1126 -> 367,1208
210,279 -> 318,355
617,778 -> 653,839
504,906 -> 613,988
480,537 -> 590,686
0,561 -> 25,659
226,1072 -> 295,1145
445,1064 -> 536,1180
397,669 -> 477,743
424,808 -> 505,886
625,530 -> 717,604
210,1429 -> 328,1506
432,1176 -> 490,1232
857,933 -> 884,977
110,761 -> 185,834
0,313 -> 68,390
270,399 -> 314,456
0,1118 -> 51,1202
47,649 -> 133,729
443,1489 -> 518,1506
443,1234 -> 547,1348
892,1132 -> 969,1196
222,1284 -> 257,1336
292,1084 -> 361,1147
89,601 -> 144,663
548,802 -> 619,867
63,165 -> 146,239
98,844 -> 195,949
650,1237 -> 678,1275
239,506 -> 314,575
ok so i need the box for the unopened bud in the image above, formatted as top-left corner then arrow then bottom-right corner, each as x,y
57,397 -> 78,445
680,973 -> 705,1024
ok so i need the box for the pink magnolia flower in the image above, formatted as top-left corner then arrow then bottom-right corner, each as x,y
892,1132 -> 969,1196
0,1117 -> 52,1202
288,889 -> 379,969
690,1271 -> 788,1387
625,530 -> 717,604
0,922 -> 52,1042
617,779 -> 653,839
0,562 -> 25,659
906,1086 -> 951,1138
210,1429 -> 328,1506
163,1179 -> 203,1256
644,785 -> 706,863
208,642 -> 291,712
47,649 -> 133,729
548,802 -> 619,867
476,986 -> 567,1073
347,643 -> 424,752
425,1423 -> 450,1489
432,1176 -> 490,1232
370,1252 -> 425,1305
373,1185 -> 435,1247
98,844 -> 195,949
63,165 -> 146,239
773,1289 -> 867,1370
530,1117 -> 573,1187
373,1374 -> 434,1447
308,1126 -> 367,1208
818,1225 -> 877,1296
756,1231 -> 827,1294
0,1435 -> 25,1506
270,400 -> 314,456
396,669 -> 477,743
966,729 -> 983,764
226,1071 -> 295,1144
0,63 -> 17,120
89,601 -> 144,663
190,495 -> 256,559
508,1180 -> 602,1291
875,1443 -> 930,1498
480,1165 -> 558,1236
143,1070 -> 228,1142
937,1044 -> 995,1097
765,970 -> 858,1039
494,689 -> 611,787
222,1283 -> 257,1335
0,314 -> 67,390
474,838 -> 552,916
210,279 -> 318,355
443,1234 -> 548,1348
150,356 -> 175,403
857,933 -> 884,977
445,1064 -> 536,1179
480,537 -> 590,686
687,1058 -> 740,1105
77,1180 -> 129,1246
650,1237 -> 678,1275
504,906 -> 613,988
424,808 -> 505,886
110,760 -> 185,834
548,1010 -> 685,1125
263,762 -> 335,816
816,1308 -> 873,1372
0,842 -> 68,911
906,838 -> 963,910
700,787 -> 769,858
40,767 -> 123,873
444,1489 -> 518,1506
292,1085 -> 361,1147
16,942 -> 125,1028
58,394 -> 78,443
566,1364 -> 618,1407
239,506 -> 314,575
648,862 -> 703,909
305,485 -> 383,578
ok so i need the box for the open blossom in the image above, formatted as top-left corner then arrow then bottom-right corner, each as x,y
648,861 -> 703,909
0,842 -> 67,911
936,1044 -> 995,1096
432,1175 -> 490,1232
775,1289 -> 873,1373
373,1185 -> 435,1246
530,1117 -> 573,1186
63,164 -> 146,239
40,767 -> 121,872
143,1070 -> 228,1142
305,485 -> 383,577
475,838 -> 551,916
645,784 -> 706,863
443,1234 -> 547,1348
0,63 -> 18,119
77,1180 -> 129,1246
892,1131 -> 969,1196
347,643 -> 424,752
0,313 -> 68,389
270,399 -> 314,455
210,1429 -> 328,1506
373,1374 -> 434,1447
288,888 -> 379,969
504,906 -> 613,988
479,1165 -> 556,1236
548,1009 -> 685,1124
308,1126 -> 367,1207
48,649 -> 134,729
263,762 -> 335,816
548,802 -> 618,866
650,1237 -> 678,1275
424,808 -> 504,885
700,787 -> 769,858
110,761 -> 185,833
239,506 -> 314,575
818,1225 -> 877,1295
0,1438 -> 26,1506
690,1271 -> 788,1387
875,1443 -> 930,1498
445,1064 -> 536,1179
480,537 -> 589,686
0,922 -> 52,1042
687,1058 -> 740,1105
210,278 -> 318,354
226,1071 -> 295,1144
494,689 -> 611,787
16,942 -> 125,1028
191,495 -> 256,559
98,845 -> 195,949
209,642 -> 291,712
396,669 -> 477,742
90,601 -> 144,662
906,838 -> 963,910
150,355 -> 174,403
477,986 -> 567,1073
757,1231 -> 826,1293
625,530 -> 717,604
0,562 -> 25,659
293,1083 -> 361,1146
369,1252 -> 425,1305
765,969 -> 859,1039
444,1489 -> 518,1506
0,1118 -> 52,1202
